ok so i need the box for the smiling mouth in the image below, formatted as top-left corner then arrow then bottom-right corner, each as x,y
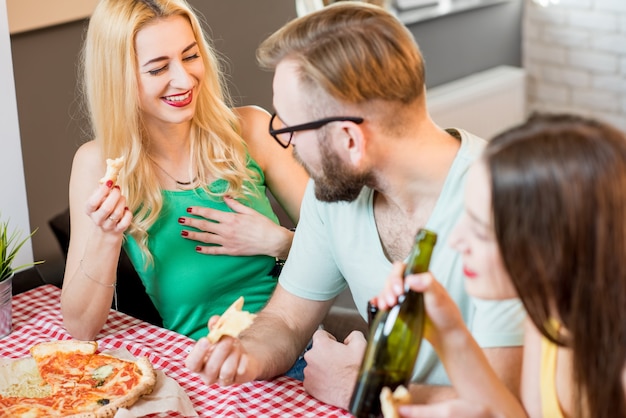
162,90 -> 192,106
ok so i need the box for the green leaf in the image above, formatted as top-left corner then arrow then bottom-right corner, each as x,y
0,213 -> 44,281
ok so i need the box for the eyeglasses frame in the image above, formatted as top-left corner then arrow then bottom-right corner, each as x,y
269,113 -> 364,148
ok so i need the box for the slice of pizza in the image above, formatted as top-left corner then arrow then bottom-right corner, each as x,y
99,156 -> 125,185
207,296 -> 256,343
380,385 -> 411,418
30,340 -> 97,390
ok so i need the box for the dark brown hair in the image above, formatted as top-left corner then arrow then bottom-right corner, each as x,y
485,113 -> 626,417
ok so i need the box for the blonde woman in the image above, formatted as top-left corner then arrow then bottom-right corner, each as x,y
61,0 -> 307,341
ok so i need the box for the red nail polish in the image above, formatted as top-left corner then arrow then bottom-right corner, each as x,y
195,246 -> 202,252
181,230 -> 189,237
178,217 -> 185,224
124,206 -> 129,211
114,185 -> 120,190
186,207 -> 192,213
106,180 -> 113,188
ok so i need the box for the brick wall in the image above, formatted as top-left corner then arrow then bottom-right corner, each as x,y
523,0 -> 626,131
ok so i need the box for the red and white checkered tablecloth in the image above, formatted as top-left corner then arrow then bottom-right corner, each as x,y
0,285 -> 353,418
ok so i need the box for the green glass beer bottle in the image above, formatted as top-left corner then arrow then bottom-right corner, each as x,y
349,228 -> 437,418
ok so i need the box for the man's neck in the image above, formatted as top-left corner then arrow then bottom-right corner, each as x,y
371,125 -> 461,261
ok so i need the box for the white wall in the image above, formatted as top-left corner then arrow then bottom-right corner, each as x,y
524,0 -> 626,132
0,0 -> 34,267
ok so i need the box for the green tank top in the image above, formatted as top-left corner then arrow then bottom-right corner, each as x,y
123,158 -> 279,340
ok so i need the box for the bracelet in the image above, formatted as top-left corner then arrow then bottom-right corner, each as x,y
79,259 -> 116,287
79,259 -> 118,311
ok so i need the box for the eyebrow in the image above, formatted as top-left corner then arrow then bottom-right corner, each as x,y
466,208 -> 491,229
141,42 -> 198,68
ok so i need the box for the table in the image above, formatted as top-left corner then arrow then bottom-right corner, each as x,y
1,285 -> 352,418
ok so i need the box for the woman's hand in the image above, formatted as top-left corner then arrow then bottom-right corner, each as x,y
374,262 -> 466,351
181,197 -> 292,259
84,181 -> 131,234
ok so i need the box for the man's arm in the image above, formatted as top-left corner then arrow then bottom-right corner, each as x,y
185,285 -> 334,385
242,285 -> 335,380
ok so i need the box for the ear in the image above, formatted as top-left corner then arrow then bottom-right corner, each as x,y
338,121 -> 367,167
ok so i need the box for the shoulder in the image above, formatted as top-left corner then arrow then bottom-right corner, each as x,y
233,105 -> 283,171
233,105 -> 272,163
453,128 -> 487,156
233,105 -> 271,145
71,140 -> 105,185
73,140 -> 102,166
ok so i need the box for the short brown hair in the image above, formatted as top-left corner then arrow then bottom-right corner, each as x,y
257,2 -> 425,106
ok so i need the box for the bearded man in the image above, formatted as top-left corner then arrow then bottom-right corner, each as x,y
186,2 -> 525,409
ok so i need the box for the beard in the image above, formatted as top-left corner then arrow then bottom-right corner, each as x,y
294,131 -> 374,203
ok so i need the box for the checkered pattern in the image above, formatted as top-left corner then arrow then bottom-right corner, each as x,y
1,285 -> 352,418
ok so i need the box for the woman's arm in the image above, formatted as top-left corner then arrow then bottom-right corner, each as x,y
60,141 -> 131,340
377,263 -> 527,418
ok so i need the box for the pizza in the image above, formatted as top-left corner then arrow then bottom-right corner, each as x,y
0,340 -> 156,417
207,296 -> 256,343
99,156 -> 125,185
380,385 -> 411,418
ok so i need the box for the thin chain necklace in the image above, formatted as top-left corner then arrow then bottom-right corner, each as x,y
150,158 -> 199,190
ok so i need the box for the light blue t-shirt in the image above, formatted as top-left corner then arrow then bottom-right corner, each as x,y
279,128 -> 525,385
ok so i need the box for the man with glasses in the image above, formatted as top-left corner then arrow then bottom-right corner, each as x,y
186,2 -> 524,409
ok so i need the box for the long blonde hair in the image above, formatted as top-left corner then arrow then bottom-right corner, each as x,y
81,0 -> 256,261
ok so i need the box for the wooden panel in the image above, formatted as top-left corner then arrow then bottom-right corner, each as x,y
6,0 -> 97,34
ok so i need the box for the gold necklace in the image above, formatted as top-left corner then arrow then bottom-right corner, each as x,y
151,158 -> 198,189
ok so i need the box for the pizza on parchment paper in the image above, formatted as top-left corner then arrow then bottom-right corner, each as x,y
0,340 -> 156,418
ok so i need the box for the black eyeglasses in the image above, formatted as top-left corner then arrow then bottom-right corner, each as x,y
269,113 -> 364,148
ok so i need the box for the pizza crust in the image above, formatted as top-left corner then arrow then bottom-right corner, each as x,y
99,156 -> 125,185
380,385 -> 411,418
31,339 -> 98,358
207,296 -> 256,343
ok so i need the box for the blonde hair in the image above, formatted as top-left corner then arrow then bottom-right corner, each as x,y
257,1 -> 425,124
82,0 -> 256,262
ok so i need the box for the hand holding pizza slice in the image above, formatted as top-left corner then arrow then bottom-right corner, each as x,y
207,296 -> 256,343
99,156 -> 125,185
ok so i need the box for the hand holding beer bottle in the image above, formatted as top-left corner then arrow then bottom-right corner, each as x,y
349,228 -> 437,418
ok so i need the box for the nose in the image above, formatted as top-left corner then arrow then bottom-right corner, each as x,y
448,218 -> 467,254
169,60 -> 194,90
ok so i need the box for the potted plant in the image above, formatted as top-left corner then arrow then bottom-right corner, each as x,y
1,214 -> 42,338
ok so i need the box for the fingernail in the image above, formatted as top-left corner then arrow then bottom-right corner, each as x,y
178,217 -> 185,224
196,246 -> 202,252
186,207 -> 192,213
114,185 -> 120,190
106,180 -> 113,188
181,230 -> 189,237
124,206 -> 129,211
